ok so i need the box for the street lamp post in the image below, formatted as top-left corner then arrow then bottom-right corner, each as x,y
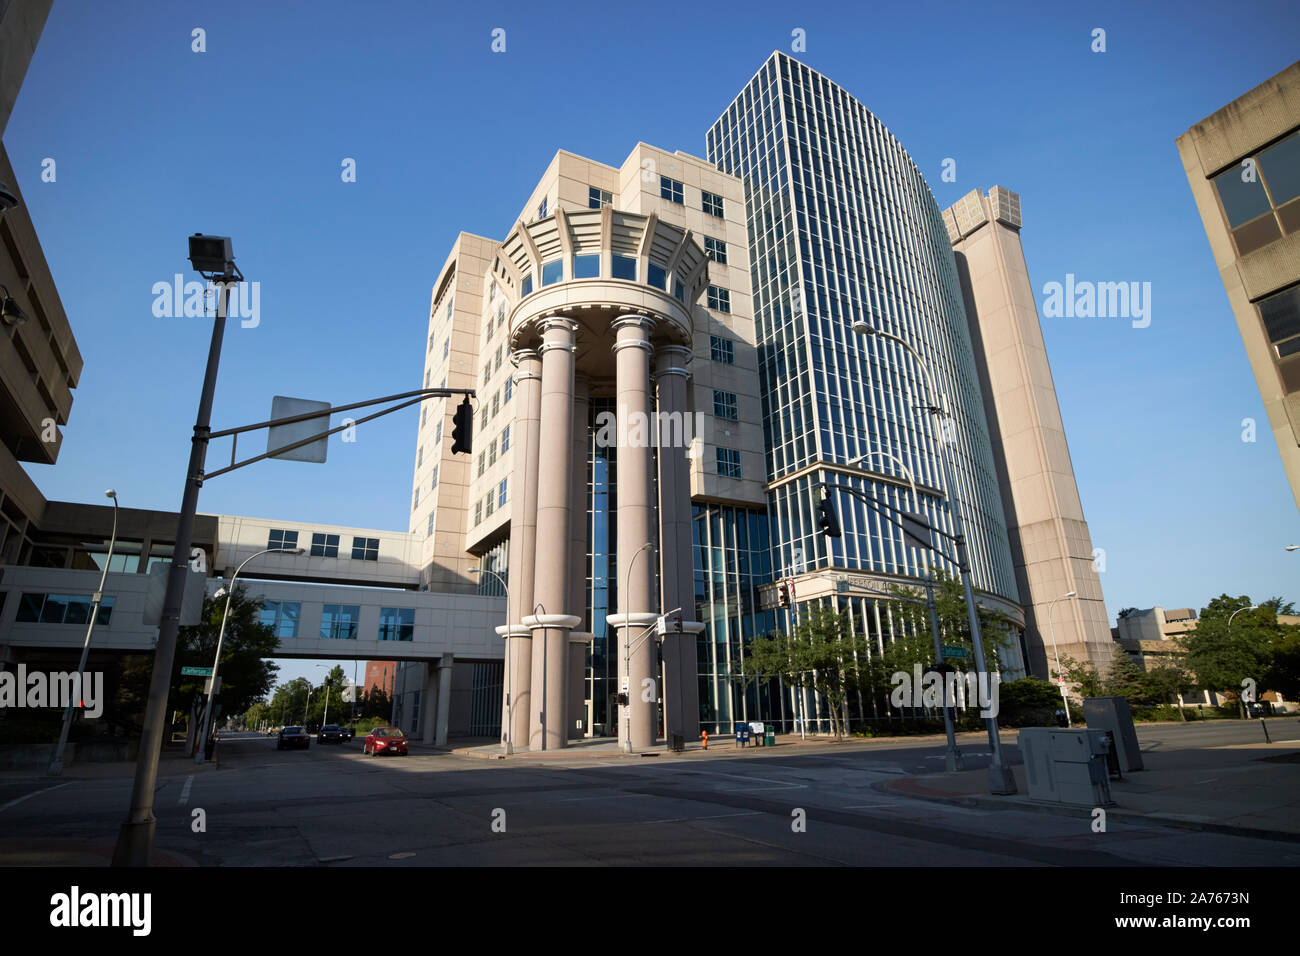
1046,590 -> 1077,726
469,566 -> 511,755
1228,604 -> 1260,717
853,321 -> 1016,794
113,235 -> 241,866
49,489 -> 120,776
621,542 -> 655,754
855,453 -> 962,772
196,546 -> 304,764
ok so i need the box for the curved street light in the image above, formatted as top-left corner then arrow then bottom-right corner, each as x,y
1046,590 -> 1077,726
622,542 -> 655,754
469,566 -> 512,755
852,321 -> 1016,794
49,489 -> 119,776
195,546 -> 304,764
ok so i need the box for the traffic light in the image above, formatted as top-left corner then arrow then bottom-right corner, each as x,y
817,487 -> 842,538
778,584 -> 790,607
450,396 -> 473,454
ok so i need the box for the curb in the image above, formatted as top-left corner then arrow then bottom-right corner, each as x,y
872,776 -> 1300,844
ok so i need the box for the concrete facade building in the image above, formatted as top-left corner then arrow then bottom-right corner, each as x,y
1177,60 -> 1300,510
944,186 -> 1115,678
409,145 -> 764,750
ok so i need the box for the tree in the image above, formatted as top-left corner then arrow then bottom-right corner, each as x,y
744,604 -> 872,739
1179,595 -> 1275,717
171,586 -> 280,726
998,677 -> 1063,727
1059,655 -> 1105,699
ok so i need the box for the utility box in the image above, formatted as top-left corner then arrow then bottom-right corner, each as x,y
1020,728 -> 1115,806
1082,696 -> 1144,772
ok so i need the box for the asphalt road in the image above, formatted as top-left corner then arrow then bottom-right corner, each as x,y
2,721 -> 1296,866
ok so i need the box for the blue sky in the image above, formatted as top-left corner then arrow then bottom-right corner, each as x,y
6,0 -> 1300,687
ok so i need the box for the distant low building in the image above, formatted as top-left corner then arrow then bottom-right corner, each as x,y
1111,605 -> 1297,711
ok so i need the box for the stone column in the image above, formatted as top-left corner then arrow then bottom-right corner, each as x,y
435,653 -> 454,747
420,663 -> 438,745
528,318 -> 580,750
611,315 -> 659,750
654,344 -> 703,743
503,349 -> 542,753
568,376 -> 592,740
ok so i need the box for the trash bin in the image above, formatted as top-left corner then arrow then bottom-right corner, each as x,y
764,726 -> 776,747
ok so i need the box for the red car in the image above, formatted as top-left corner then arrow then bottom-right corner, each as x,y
363,726 -> 408,756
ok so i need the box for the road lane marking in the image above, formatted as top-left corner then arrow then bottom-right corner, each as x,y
0,782 -> 70,813
639,811 -> 763,825
179,774 -> 194,805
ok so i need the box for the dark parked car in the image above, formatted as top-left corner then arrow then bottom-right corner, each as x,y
363,726 -> 408,756
317,724 -> 346,744
277,726 -> 310,750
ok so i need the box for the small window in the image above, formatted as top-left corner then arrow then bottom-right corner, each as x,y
431,466 -> 439,489
705,237 -> 727,264
1259,285 -> 1300,355
442,339 -> 450,358
715,447 -> 742,478
647,263 -> 666,290
417,445 -> 423,468
310,533 -> 339,558
379,607 -> 415,641
435,422 -> 442,445
427,512 -> 435,536
489,438 -> 498,466
713,390 -> 738,420
574,253 -> 600,279
502,424 -> 511,451
589,187 -> 612,209
486,492 -> 495,517
537,198 -> 548,219
474,502 -> 482,526
707,286 -> 731,313
612,255 -> 637,281
542,260 -> 563,286
702,190 -> 724,217
660,176 -> 683,204
259,601 -> 299,638
505,376 -> 514,402
498,478 -> 509,508
710,335 -> 735,364
478,453 -> 485,477
413,488 -> 419,510
675,280 -> 685,302
521,274 -> 533,297
351,536 -> 379,561
321,604 -> 361,640
268,529 -> 298,551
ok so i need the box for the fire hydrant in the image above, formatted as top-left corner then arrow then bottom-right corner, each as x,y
701,730 -> 709,750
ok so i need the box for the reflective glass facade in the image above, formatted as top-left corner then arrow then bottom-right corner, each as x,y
707,52 -> 1019,604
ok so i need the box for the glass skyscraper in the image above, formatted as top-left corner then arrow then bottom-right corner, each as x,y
707,52 -> 1025,688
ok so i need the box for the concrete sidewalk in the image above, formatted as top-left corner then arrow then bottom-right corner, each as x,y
878,737 -> 1300,842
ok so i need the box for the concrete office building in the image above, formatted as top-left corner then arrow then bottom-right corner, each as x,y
944,186 -> 1115,678
409,146 -> 766,750
1177,60 -> 1300,510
